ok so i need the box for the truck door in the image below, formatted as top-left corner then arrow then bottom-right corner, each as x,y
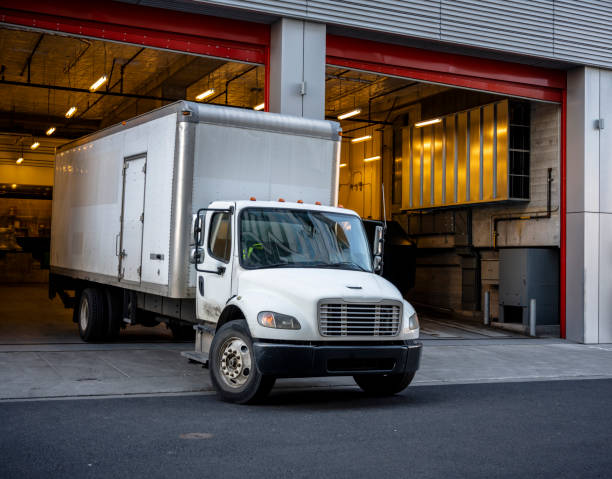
198,208 -> 234,323
118,154 -> 146,283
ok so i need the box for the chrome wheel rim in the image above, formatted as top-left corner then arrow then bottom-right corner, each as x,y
79,296 -> 89,332
218,336 -> 252,389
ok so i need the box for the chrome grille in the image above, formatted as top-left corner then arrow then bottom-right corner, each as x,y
318,301 -> 402,337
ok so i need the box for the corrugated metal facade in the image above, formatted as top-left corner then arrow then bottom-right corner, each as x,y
187,0 -> 612,68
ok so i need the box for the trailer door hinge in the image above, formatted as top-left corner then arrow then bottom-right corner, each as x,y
140,213 -> 144,222
137,266 -> 142,276
142,164 -> 146,173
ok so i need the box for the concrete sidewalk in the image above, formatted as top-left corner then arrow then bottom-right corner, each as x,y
2,339 -> 612,401
2,284 -> 611,401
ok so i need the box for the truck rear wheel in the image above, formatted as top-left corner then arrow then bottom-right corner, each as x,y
353,372 -> 415,396
78,287 -> 107,342
104,288 -> 122,341
209,320 -> 275,404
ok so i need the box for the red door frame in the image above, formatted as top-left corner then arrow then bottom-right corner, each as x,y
327,35 -> 567,337
0,0 -> 271,108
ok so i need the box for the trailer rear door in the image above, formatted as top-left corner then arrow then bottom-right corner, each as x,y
119,154 -> 147,283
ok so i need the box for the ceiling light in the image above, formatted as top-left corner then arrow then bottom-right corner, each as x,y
338,109 -> 361,120
65,106 -> 77,118
340,163 -> 347,167
195,89 -> 215,101
351,135 -> 371,143
415,118 -> 442,128
89,76 -> 107,92
30,142 -> 40,150
46,127 -> 56,136
11,184 -> 17,189
363,155 -> 381,162
254,103 -> 265,111
16,157 -> 23,164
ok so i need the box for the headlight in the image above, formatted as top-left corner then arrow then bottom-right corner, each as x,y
408,312 -> 419,331
257,311 -> 301,330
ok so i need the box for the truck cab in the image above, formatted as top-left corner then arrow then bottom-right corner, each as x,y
191,199 -> 422,403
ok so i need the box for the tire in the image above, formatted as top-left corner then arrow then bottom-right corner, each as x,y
77,287 -> 108,342
209,320 -> 275,404
104,288 -> 122,341
353,372 -> 415,396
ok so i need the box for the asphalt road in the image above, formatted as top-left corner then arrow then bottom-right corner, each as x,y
2,379 -> 611,479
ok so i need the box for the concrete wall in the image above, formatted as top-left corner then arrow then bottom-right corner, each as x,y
566,66 -> 612,344
472,102 -> 561,248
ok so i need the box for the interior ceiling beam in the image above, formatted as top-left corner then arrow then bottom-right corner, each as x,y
0,111 -> 100,128
19,33 -> 44,78
0,79 -> 178,102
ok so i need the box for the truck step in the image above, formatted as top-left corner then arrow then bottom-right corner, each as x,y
181,351 -> 209,368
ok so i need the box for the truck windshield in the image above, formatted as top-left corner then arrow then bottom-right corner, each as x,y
240,208 -> 372,272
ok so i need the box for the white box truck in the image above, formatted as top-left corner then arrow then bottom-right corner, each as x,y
49,101 -> 422,403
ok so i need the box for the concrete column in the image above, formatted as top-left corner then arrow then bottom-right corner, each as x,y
269,18 -> 325,119
566,66 -> 612,344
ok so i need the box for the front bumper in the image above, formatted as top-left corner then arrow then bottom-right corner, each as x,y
252,341 -> 422,377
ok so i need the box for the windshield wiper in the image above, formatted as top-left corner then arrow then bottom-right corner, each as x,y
310,261 -> 368,272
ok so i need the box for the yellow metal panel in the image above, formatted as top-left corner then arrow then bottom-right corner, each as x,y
422,126 -> 432,207
482,104 -> 495,201
456,112 -> 467,203
401,128 -> 411,209
445,115 -> 456,204
469,109 -> 481,202
434,122 -> 444,206
413,128 -> 422,208
496,100 -> 509,199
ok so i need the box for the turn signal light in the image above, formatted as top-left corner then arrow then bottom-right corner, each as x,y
297,200 -> 303,204
278,198 -> 285,202
250,197 -> 257,201
315,201 -> 321,205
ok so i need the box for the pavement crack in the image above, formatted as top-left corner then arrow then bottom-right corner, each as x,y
99,356 -> 131,378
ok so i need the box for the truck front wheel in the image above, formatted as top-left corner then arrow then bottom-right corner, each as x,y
209,320 -> 275,404
77,288 -> 107,342
353,372 -> 415,396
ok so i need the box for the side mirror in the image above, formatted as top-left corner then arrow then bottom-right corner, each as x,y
192,213 -> 204,246
373,225 -> 384,274
373,225 -> 384,256
190,247 -> 204,264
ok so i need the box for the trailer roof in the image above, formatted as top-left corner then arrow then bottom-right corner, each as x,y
57,101 -> 341,153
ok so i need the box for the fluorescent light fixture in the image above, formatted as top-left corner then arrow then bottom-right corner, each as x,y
89,76 -> 107,92
30,142 -> 40,150
339,163 -> 347,168
415,118 -> 442,128
65,106 -> 77,118
363,155 -> 381,162
254,103 -> 265,111
351,135 -> 371,143
338,109 -> 361,120
16,157 -> 24,164
195,89 -> 215,101
46,127 -> 56,136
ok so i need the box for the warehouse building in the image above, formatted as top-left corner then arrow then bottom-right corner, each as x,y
0,0 -> 610,343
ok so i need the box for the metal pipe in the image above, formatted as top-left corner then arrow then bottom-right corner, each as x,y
484,291 -> 490,325
529,298 -> 537,337
0,79 -> 177,102
491,168 -> 555,248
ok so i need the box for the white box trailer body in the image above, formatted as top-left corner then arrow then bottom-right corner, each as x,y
50,102 -> 421,403
51,101 -> 340,299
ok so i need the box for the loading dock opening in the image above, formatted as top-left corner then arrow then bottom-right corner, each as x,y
324,35 -> 564,336
0,6 -> 269,340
